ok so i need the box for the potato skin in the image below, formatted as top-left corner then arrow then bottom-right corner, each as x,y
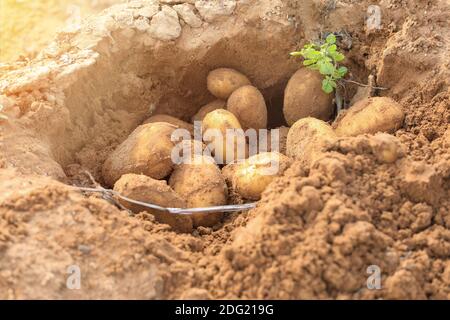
143,114 -> 194,135
169,155 -> 227,227
102,122 -> 176,187
283,68 -> 333,126
207,68 -> 251,99
227,85 -> 268,130
191,100 -> 226,122
202,109 -> 247,164
113,174 -> 193,233
222,152 -> 292,200
286,117 -> 337,165
334,97 -> 405,136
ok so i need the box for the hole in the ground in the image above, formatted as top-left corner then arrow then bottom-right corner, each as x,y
58,24 -> 373,233
261,81 -> 289,129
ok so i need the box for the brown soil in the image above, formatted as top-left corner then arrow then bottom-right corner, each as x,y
0,0 -> 449,299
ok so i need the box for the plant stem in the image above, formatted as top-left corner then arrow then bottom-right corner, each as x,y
340,79 -> 388,90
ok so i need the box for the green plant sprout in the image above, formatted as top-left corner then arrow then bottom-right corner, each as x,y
290,34 -> 348,94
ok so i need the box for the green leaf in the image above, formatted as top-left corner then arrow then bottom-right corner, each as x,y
333,52 -> 345,62
290,51 -> 303,57
290,38 -> 348,93
300,48 -> 320,60
318,60 -> 335,75
303,59 -> 316,66
326,34 -> 336,44
337,66 -> 348,77
322,78 -> 334,93
327,44 -> 337,53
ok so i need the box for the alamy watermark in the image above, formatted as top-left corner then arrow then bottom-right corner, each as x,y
170,121 -> 281,176
366,5 -> 382,31
66,265 -> 81,290
366,265 -> 382,290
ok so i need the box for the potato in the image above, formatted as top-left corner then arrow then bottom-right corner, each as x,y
143,114 -> 193,135
169,155 -> 228,227
334,97 -> 405,136
286,117 -> 337,165
102,122 -> 176,187
207,68 -> 251,99
113,174 -> 193,233
283,68 -> 333,126
227,85 -> 268,130
191,99 -> 226,122
202,109 -> 247,164
222,152 -> 292,200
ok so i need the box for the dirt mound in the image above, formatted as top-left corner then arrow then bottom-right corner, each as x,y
0,0 -> 449,299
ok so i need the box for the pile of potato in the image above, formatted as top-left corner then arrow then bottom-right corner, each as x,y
102,66 -> 405,232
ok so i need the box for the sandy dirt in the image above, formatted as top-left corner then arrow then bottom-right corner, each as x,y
0,0 -> 449,299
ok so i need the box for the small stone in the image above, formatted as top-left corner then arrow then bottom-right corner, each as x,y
400,161 -> 443,205
195,0 -> 236,22
113,9 -> 135,27
149,5 -> 182,41
78,244 -> 91,254
134,17 -> 151,31
173,3 -> 203,28
128,0 -> 143,8
135,2 -> 159,18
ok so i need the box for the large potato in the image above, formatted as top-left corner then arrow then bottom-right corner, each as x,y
113,174 -> 193,233
202,109 -> 247,164
227,85 -> 268,130
169,155 -> 228,227
102,122 -> 176,187
286,117 -> 337,165
283,68 -> 333,125
207,68 -> 251,99
222,152 -> 292,200
191,99 -> 226,122
143,114 -> 194,135
334,97 -> 405,136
